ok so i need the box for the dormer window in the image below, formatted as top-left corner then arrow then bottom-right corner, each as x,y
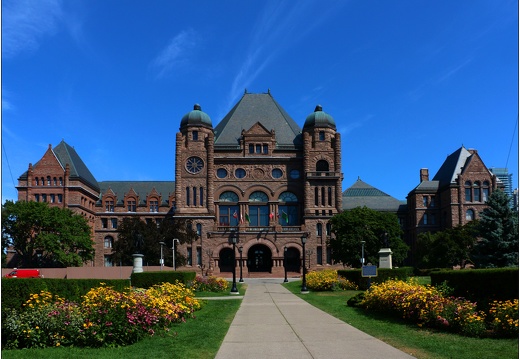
127,200 -> 136,212
150,200 -> 159,212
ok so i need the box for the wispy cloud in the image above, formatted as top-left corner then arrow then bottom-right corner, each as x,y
224,1 -> 346,111
150,29 -> 198,79
2,0 -> 63,59
434,57 -> 473,84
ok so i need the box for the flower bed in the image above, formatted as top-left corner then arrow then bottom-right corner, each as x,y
2,282 -> 201,349
361,279 -> 518,338
306,269 -> 359,291
189,275 -> 229,292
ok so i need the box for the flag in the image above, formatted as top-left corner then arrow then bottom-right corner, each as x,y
240,213 -> 244,224
281,210 -> 289,224
233,211 -> 238,219
245,213 -> 250,224
269,212 -> 274,220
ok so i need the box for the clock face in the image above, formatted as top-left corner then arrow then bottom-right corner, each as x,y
186,156 -> 204,174
290,169 -> 300,179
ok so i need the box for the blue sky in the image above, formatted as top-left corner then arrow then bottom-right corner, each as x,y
2,0 -> 518,204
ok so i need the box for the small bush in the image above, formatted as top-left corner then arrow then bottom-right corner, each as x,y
189,276 -> 229,292
306,269 -> 358,291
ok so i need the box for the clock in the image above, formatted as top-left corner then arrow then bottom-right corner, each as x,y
186,156 -> 204,174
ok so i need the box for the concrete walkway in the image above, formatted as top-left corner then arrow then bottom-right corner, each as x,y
215,278 -> 415,359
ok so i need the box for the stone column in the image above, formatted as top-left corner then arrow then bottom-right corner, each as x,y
378,248 -> 393,269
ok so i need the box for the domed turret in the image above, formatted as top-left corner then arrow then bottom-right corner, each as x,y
303,105 -> 336,130
180,104 -> 212,129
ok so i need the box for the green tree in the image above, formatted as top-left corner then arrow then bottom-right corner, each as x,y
113,216 -> 197,266
415,222 -> 478,268
328,206 -> 408,267
1,200 -> 94,267
472,190 -> 519,268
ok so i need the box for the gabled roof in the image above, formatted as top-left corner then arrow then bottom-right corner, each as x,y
52,141 -> 100,191
214,92 -> 303,147
431,146 -> 473,186
98,181 -> 175,206
342,178 -> 405,212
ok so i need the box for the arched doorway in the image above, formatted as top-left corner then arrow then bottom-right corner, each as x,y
285,247 -> 301,272
247,244 -> 272,272
219,248 -> 234,272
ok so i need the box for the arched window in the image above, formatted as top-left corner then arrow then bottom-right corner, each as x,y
473,181 -> 481,202
196,223 -> 202,236
47,176 -> 51,186
35,178 -> 39,186
278,191 -> 299,226
219,191 -> 239,226
53,177 -> 57,186
249,191 -> 269,226
466,209 -> 475,221
316,223 -> 322,236
464,181 -> 472,202
316,160 -> 329,172
314,187 -> 319,206
104,236 -> 114,248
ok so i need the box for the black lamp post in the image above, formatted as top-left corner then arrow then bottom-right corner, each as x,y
361,240 -> 366,267
283,246 -> 288,283
301,235 -> 309,294
238,246 -> 244,282
230,234 -> 239,294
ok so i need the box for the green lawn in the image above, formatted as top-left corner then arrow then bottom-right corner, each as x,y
284,281 -> 518,359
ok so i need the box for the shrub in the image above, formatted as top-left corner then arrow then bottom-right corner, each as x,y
488,299 -> 519,338
306,270 -> 358,291
2,282 -> 201,349
189,275 -> 229,292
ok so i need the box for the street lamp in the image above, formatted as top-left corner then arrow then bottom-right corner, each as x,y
301,235 -> 309,294
172,238 -> 180,271
283,246 -> 288,283
361,240 -> 366,267
230,234 -> 239,294
238,246 -> 244,282
159,241 -> 166,271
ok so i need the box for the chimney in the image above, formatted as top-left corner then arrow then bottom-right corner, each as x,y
420,168 -> 429,182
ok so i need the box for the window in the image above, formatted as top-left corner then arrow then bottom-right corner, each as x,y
42,194 -> 47,202
217,168 -> 228,178
127,200 -> 136,212
473,181 -> 482,202
104,236 -> 113,248
289,169 -> 300,179
423,214 -> 428,225
249,191 -> 269,226
53,177 -> 57,186
328,187 -> 332,206
50,194 -> 55,203
193,187 -> 197,206
187,247 -> 192,266
465,181 -> 472,201
316,223 -> 322,236
196,223 -> 202,236
483,181 -> 490,202
317,246 -> 323,265
47,176 -> 51,186
430,196 -> 435,207
35,178 -> 39,186
263,144 -> 268,154
321,187 -> 325,206
59,177 -> 63,185
466,209 -> 475,221
196,247 -> 202,266
315,187 -> 319,206
104,255 -> 113,267
219,191 -> 239,226
186,156 -> 204,174
186,187 -> 190,205
101,218 -> 108,228
278,191 -> 299,226
256,144 -> 262,153
272,168 -> 283,178
423,196 -> 428,207
326,223 -> 331,236
316,160 -> 329,172
235,168 -> 246,178
111,218 -> 118,229
57,194 -> 62,203
192,130 -> 198,140
106,200 -> 114,212
35,194 -> 40,202
319,131 -> 325,141
200,187 -> 204,206
150,200 -> 159,212
249,144 -> 254,153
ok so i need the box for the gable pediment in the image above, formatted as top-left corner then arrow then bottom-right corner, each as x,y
242,122 -> 274,139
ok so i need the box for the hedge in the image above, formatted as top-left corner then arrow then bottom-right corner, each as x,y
430,268 -> 519,303
1,278 -> 129,311
130,270 -> 196,289
338,267 -> 414,290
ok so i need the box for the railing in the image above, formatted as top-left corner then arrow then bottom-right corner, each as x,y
307,171 -> 341,178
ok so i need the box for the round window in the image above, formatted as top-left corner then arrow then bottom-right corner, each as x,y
217,168 -> 228,178
272,168 -> 283,179
186,156 -> 204,174
290,169 -> 300,179
235,168 -> 246,179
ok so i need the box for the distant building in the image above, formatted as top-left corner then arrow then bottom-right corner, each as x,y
405,147 -> 504,263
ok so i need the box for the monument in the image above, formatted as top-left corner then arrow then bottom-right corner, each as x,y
378,232 -> 393,269
132,232 -> 145,273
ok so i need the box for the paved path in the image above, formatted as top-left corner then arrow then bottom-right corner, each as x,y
215,278 -> 415,359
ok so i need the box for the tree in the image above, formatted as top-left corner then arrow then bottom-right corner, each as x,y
1,200 -> 95,267
472,190 -> 519,268
415,222 -> 478,268
328,206 -> 408,267
112,216 -> 197,266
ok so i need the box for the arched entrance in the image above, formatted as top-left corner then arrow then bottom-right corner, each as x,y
247,244 -> 272,272
219,248 -> 234,272
285,247 -> 301,272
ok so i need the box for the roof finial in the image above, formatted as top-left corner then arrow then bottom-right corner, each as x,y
267,88 -> 271,95
244,88 -> 248,94
315,104 -> 322,112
